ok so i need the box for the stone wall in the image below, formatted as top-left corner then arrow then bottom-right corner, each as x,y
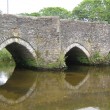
0,14 -> 61,68
60,19 -> 110,56
0,14 -> 110,68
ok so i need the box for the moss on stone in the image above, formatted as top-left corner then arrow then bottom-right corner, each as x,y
33,52 -> 65,69
84,52 -> 110,65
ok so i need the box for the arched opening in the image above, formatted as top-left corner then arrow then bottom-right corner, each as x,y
0,38 -> 37,68
65,43 -> 90,68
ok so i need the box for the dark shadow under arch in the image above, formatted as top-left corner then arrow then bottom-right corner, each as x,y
0,38 -> 37,69
6,42 -> 36,68
65,45 -> 89,68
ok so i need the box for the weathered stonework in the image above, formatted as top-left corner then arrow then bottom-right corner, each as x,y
60,19 -> 110,56
0,14 -> 110,68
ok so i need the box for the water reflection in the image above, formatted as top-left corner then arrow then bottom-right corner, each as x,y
1,66 -> 110,109
0,66 -> 14,86
0,68 -> 37,104
64,66 -> 89,89
0,72 -> 10,85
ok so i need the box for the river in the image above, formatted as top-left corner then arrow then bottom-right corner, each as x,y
0,64 -> 110,110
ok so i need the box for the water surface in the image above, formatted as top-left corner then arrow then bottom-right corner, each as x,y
0,65 -> 110,110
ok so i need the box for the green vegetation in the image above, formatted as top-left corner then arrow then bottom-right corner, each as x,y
78,51 -> 110,65
39,7 -> 72,19
35,51 -> 65,69
0,48 -> 15,66
89,52 -> 104,64
89,52 -> 110,65
47,53 -> 65,69
0,48 -> 13,61
75,51 -> 110,66
20,7 -> 72,19
20,12 -> 40,17
72,0 -> 110,23
20,0 -> 110,23
78,56 -> 89,64
1,48 -> 110,69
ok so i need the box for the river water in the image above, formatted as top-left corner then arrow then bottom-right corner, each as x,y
0,64 -> 110,110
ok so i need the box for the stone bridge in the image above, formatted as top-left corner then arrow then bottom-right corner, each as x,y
0,14 -> 110,68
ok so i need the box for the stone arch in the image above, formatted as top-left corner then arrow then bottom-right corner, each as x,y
0,38 -> 37,68
64,43 -> 90,67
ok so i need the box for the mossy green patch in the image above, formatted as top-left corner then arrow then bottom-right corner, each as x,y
89,52 -> 110,65
35,52 -> 65,69
0,48 -> 13,62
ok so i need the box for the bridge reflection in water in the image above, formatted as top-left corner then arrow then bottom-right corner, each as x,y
64,66 -> 89,90
0,66 -> 110,109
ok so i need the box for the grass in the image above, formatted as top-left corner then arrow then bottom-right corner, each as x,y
0,48 -> 13,61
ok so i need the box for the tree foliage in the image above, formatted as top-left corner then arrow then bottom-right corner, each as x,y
72,0 -> 110,23
20,7 -> 72,19
39,7 -> 72,19
20,12 -> 40,17
20,0 -> 110,23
